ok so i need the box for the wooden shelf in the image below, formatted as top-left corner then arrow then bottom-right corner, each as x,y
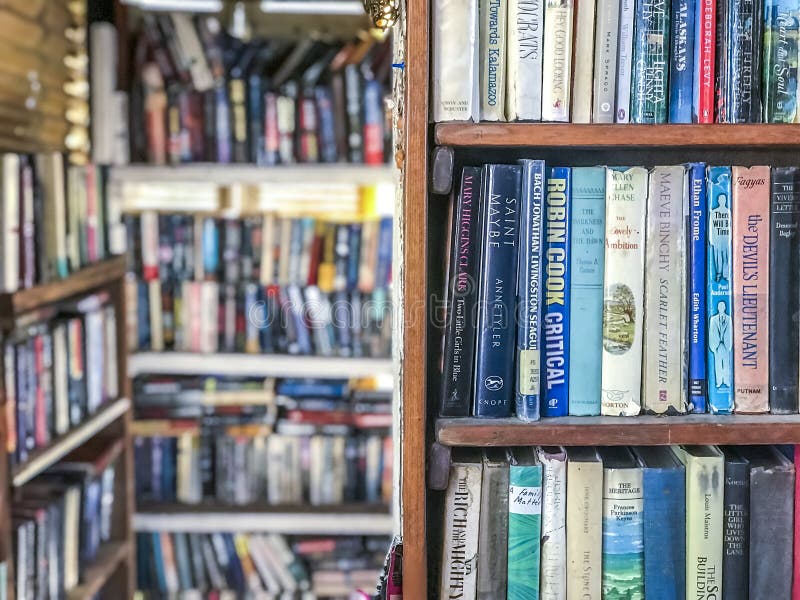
67,540 -> 130,600
134,503 -> 393,535
128,352 -> 394,379
434,123 -> 800,148
436,414 -> 800,447
0,257 -> 126,321
12,398 -> 131,487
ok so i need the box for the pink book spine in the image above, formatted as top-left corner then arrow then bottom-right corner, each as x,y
732,166 -> 770,413
794,445 -> 800,599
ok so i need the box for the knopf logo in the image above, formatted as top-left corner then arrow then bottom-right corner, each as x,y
484,376 -> 503,391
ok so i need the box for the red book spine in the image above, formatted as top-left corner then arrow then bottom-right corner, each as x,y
794,445 -> 800,599
33,335 -> 46,447
698,0 -> 716,123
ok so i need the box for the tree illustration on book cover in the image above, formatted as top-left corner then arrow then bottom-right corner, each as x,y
602,503 -> 644,600
603,283 -> 635,354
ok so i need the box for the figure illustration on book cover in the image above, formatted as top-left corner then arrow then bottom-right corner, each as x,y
603,283 -> 635,354
709,299 -> 732,390
709,193 -> 730,283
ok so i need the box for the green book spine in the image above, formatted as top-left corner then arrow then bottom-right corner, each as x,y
507,463 -> 542,599
630,0 -> 671,123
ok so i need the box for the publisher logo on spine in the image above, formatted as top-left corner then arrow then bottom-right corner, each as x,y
484,376 -> 504,391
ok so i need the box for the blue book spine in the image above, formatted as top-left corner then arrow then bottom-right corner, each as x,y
706,166 -> 734,413
376,216 -> 393,289
642,465 -> 686,599
568,167 -> 606,416
669,0 -> 696,122
515,160 -> 546,422
474,164 -> 522,417
347,223 -> 362,291
151,532 -> 167,593
542,167 -> 571,417
202,218 -> 219,276
688,163 -> 707,412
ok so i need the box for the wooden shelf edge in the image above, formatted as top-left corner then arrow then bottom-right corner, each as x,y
67,540 -> 130,600
0,257 -> 126,319
12,398 -> 132,487
434,123 -> 800,148
436,414 -> 800,446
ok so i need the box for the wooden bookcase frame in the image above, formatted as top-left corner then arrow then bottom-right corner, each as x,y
397,3 -> 800,593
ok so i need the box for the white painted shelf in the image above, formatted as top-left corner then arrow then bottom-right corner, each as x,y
260,0 -> 366,15
12,398 -> 131,487
128,352 -> 394,378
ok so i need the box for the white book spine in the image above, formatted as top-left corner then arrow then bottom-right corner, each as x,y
614,0 -> 635,122
601,167 -> 648,415
148,280 -> 164,352
112,91 -> 131,168
506,0 -> 545,120
566,454 -> 603,599
1,154 -> 20,292
433,0 -> 480,121
90,23 -> 117,165
592,0 -> 620,122
480,0 -> 508,120
541,0 -> 574,121
643,166 -> 687,414
538,447 -> 567,599
200,281 -> 219,353
440,459 -> 482,598
52,325 -> 70,436
572,0 -> 598,122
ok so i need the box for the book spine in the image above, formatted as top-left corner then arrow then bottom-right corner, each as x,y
541,0 -> 574,122
473,165 -> 522,417
631,0 -> 671,123
505,0 -> 545,120
542,167 -> 571,417
749,454 -> 794,597
592,0 -> 621,122
763,0 -> 799,122
572,0 -> 597,122
794,445 -> 800,599
1,154 -> 19,292
515,160 -> 545,421
363,80 -> 385,165
440,461 -> 482,597
689,163 -> 708,411
732,166 -> 770,413
669,0 -> 696,122
769,167 -> 800,413
715,0 -> 730,123
706,166 -> 734,413
539,448 -> 567,598
722,456 -> 749,600
601,167 -> 647,415
433,0 -> 480,121
643,166 -> 687,414
477,458 -> 509,598
506,458 -> 543,598
728,0 -> 763,122
566,458 -> 602,599
602,466 -> 644,598
693,0 -> 716,122
615,0 -> 635,122
480,0 -> 507,120
642,465 -> 686,599
568,167 -> 605,416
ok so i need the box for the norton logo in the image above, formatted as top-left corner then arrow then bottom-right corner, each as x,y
484,376 -> 504,391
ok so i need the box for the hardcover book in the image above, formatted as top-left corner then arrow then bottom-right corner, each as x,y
506,0 -> 545,120
507,448 -> 542,600
615,0 -> 635,122
693,0 -> 716,122
601,167 -> 647,416
474,164 -> 522,417
676,445 -> 724,600
516,160 -> 546,421
477,450 -> 509,599
568,167 -> 606,416
441,168 -> 482,417
688,163 -> 708,412
592,0 -> 621,122
432,0 -> 480,121
727,0 -> 763,122
643,166 -> 687,414
599,447 -> 644,600
542,167 -> 571,417
706,167 -> 734,414
769,167 -> 800,413
794,445 -> 800,599
572,0 -> 597,122
631,0 -> 671,122
763,0 -> 799,122
731,166 -> 770,413
479,0 -> 507,120
541,0 -> 574,122
721,447 -> 749,600
566,447 -> 602,600
669,0 -> 696,122
633,446 -> 685,600
740,445 -> 795,599
538,446 -> 567,598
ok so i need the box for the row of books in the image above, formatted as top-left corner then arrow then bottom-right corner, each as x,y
126,213 -> 394,293
433,0 -> 798,123
3,293 -> 119,465
136,533 -> 387,598
0,154 -> 118,293
14,440 -> 121,599
440,162 -> 800,420
440,445 -> 797,599
97,12 -> 392,166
